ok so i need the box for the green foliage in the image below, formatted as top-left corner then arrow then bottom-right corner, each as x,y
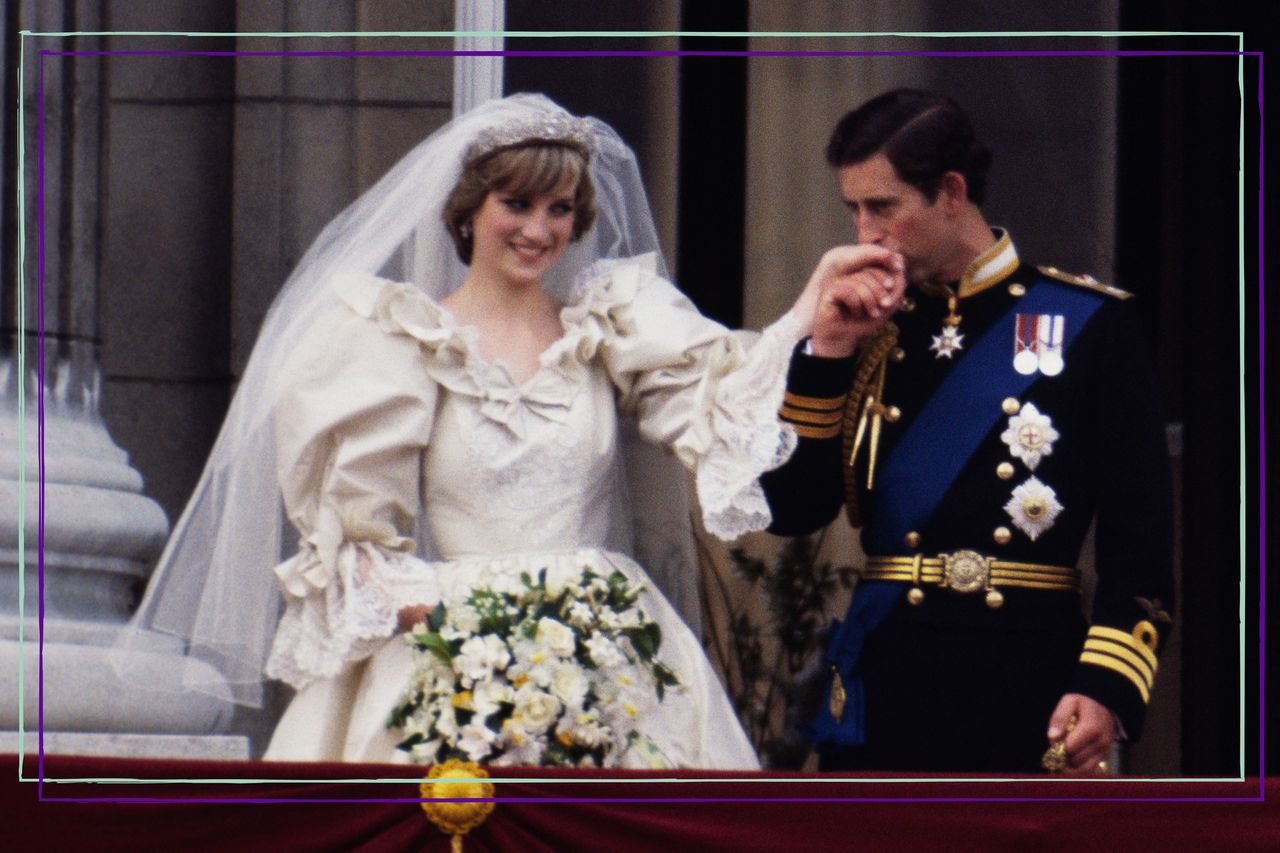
724,534 -> 855,769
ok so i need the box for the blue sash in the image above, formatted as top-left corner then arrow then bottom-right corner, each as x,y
807,279 -> 1104,747
866,281 -> 1104,553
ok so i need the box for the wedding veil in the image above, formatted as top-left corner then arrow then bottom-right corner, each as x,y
119,94 -> 700,709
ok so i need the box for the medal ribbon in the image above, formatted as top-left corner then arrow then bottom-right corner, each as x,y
864,279 -> 1104,553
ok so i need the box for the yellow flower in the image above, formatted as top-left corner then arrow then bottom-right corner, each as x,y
512,673 -> 529,688
557,731 -> 575,747
451,691 -> 474,710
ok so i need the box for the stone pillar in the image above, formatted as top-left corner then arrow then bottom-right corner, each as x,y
1,1 -> 242,758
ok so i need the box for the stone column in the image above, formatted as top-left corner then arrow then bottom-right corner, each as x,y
0,1 -> 242,758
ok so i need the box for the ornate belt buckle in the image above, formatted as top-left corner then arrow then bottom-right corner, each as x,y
941,550 -> 991,594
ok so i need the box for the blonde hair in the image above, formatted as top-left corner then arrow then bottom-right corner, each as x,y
443,143 -> 596,264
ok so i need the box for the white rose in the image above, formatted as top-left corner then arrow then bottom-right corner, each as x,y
571,713 -> 611,748
449,604 -> 482,634
455,634 -> 511,685
565,600 -> 595,628
472,679 -> 514,718
536,617 -> 578,658
457,721 -> 497,762
549,663 -> 590,707
585,633 -> 624,668
513,686 -> 562,733
432,703 -> 459,739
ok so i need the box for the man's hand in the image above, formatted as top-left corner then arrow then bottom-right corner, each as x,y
795,245 -> 906,358
1047,693 -> 1116,776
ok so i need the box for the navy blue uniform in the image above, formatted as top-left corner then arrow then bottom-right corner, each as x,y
762,234 -> 1174,772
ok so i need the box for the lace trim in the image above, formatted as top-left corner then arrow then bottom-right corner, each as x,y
265,542 -> 440,690
695,310 -> 803,540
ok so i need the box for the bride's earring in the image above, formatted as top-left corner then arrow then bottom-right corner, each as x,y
460,222 -> 472,240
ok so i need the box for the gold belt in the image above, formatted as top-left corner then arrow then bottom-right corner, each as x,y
863,550 -> 1079,609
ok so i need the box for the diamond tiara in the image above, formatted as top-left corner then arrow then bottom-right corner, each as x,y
464,111 -> 597,165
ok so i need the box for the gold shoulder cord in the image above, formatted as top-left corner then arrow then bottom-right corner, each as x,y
842,322 -> 899,527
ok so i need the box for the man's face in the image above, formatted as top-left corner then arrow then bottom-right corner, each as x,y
838,153 -> 952,286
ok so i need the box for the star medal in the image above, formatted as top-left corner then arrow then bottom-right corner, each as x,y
1003,476 -> 1064,541
1000,402 -> 1059,470
929,325 -> 964,359
1038,314 -> 1065,376
930,293 -> 964,359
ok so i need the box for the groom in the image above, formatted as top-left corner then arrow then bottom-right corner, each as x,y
767,89 -> 1174,774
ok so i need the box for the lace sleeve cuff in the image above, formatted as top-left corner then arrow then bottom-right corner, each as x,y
696,310 -> 805,540
265,541 -> 440,690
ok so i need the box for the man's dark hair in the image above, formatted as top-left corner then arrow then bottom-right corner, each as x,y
826,89 -> 993,205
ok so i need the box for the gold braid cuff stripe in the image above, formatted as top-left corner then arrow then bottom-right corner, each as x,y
1079,650 -> 1153,703
781,392 -> 847,438
783,391 -> 848,411
790,422 -> 842,439
1081,640 -> 1156,688
780,406 -> 844,426
1087,625 -> 1159,670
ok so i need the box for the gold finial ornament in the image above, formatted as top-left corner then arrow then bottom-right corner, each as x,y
420,760 -> 496,853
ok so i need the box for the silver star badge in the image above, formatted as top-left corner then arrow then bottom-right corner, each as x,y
1003,476 -> 1064,541
929,325 -> 965,359
1000,402 -> 1059,471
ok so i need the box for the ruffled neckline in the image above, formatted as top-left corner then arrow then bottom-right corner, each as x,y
330,254 -> 660,435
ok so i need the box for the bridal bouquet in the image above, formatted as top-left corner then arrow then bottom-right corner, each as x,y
389,565 -> 679,768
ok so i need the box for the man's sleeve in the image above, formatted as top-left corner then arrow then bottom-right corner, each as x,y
759,341 -> 857,536
1067,301 -> 1176,741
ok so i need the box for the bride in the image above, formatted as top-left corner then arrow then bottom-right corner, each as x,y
124,94 -> 897,769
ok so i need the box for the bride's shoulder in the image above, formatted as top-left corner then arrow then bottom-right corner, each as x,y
326,271 -> 443,322
565,253 -> 689,314
279,272 -> 462,381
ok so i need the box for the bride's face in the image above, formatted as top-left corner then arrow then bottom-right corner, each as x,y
469,178 -> 578,287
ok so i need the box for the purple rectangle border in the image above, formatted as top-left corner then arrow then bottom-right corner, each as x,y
24,43 -> 1264,804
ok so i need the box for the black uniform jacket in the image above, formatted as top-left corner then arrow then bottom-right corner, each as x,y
761,234 -> 1175,740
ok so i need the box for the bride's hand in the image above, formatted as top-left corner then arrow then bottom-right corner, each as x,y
397,603 -> 434,633
794,246 -> 905,358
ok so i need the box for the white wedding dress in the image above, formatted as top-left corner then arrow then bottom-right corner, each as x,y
261,255 -> 802,769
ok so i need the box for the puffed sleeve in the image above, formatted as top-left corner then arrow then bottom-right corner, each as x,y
563,255 -> 806,540
264,272 -> 442,690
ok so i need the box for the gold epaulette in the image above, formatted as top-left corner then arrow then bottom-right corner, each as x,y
841,321 -> 899,527
1037,265 -> 1133,300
